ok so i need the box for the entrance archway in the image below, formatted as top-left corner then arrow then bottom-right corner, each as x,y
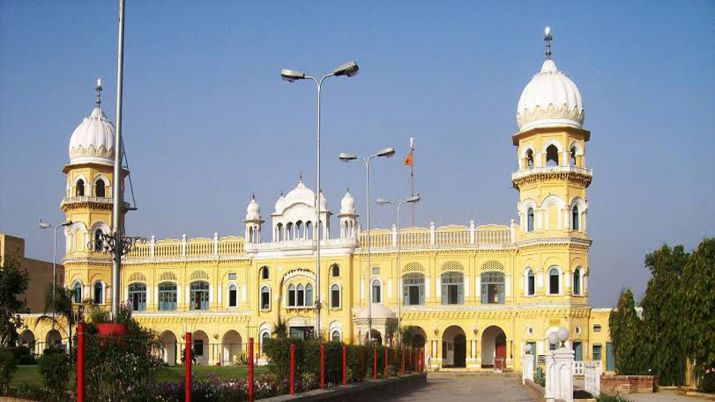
481,325 -> 507,369
442,325 -> 466,368
193,330 -> 210,365
45,329 -> 63,352
19,330 -> 36,354
222,330 -> 243,365
159,331 -> 177,366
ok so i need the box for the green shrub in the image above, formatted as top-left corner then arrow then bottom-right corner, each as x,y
597,393 -> 633,402
0,349 -> 18,394
37,349 -> 70,400
699,370 -> 715,393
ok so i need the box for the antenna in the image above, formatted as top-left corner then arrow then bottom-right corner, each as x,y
544,26 -> 553,60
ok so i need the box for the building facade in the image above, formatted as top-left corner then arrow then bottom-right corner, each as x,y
22,37 -> 614,371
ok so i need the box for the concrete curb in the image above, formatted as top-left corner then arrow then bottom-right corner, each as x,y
259,373 -> 428,401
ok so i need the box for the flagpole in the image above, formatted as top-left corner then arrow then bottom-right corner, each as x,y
409,138 -> 415,226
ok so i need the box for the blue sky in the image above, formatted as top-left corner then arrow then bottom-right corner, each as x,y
1,1 -> 713,307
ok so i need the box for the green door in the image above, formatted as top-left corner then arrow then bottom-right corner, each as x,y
606,342 -> 615,371
573,341 -> 583,361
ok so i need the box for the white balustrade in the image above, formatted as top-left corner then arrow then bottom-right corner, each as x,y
583,361 -> 602,397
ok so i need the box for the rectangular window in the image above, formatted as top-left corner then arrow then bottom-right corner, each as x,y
331,288 -> 340,308
288,288 -> 296,307
261,290 -> 270,310
194,340 -> 204,356
229,288 -> 237,307
408,286 -> 421,305
573,341 -> 583,361
592,344 -> 602,362
528,276 -> 535,295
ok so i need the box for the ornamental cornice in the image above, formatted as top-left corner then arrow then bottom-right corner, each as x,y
123,255 -> 251,266
64,257 -> 111,267
512,169 -> 592,189
516,237 -> 591,251
354,246 -> 517,257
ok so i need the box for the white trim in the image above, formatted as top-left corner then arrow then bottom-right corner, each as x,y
542,139 -> 563,153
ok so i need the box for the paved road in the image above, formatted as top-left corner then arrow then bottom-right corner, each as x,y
385,372 -> 537,402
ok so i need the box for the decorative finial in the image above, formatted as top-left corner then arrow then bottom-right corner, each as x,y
252,193 -> 255,200
95,78 -> 103,107
544,26 -> 553,60
299,172 -> 303,182
346,187 -> 350,193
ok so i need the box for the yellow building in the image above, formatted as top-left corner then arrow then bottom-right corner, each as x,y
22,35 -> 615,372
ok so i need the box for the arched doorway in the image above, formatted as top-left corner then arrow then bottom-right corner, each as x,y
159,331 -> 177,366
481,325 -> 507,369
221,330 -> 242,365
193,330 -> 210,365
45,329 -> 63,352
442,325 -> 466,368
368,329 -> 382,345
19,330 -> 36,354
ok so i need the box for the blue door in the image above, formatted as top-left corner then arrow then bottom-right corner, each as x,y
573,341 -> 583,361
606,342 -> 615,371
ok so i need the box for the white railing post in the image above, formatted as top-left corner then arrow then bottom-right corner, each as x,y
391,224 -> 398,247
469,220 -> 476,244
429,222 -> 435,246
181,234 -> 187,257
522,353 -> 534,385
213,232 -> 219,256
510,219 -> 516,244
150,235 -> 155,258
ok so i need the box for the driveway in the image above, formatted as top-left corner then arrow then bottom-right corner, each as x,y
385,372 -> 536,402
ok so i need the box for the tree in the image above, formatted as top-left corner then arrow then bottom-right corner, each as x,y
0,257 -> 29,347
36,284 -> 79,354
640,244 -> 689,385
609,288 -> 647,375
681,238 -> 715,387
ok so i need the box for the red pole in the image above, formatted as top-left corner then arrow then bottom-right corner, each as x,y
185,332 -> 192,402
384,348 -> 389,378
289,343 -> 295,394
320,343 -> 325,389
76,322 -> 85,402
408,348 -> 413,372
401,348 -> 405,375
342,345 -> 347,385
248,337 -> 254,402
372,347 -> 377,380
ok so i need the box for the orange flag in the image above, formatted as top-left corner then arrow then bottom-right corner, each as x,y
404,137 -> 415,167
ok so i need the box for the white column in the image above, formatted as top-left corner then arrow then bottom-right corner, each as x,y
475,276 -> 481,299
465,275 -> 470,297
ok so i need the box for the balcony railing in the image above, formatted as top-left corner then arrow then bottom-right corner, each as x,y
358,224 -> 513,251
511,165 -> 592,181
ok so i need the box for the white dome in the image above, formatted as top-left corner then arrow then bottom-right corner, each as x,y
516,59 -> 584,132
280,178 -> 316,211
274,194 -> 286,213
246,196 -> 261,221
68,107 -> 115,165
340,190 -> 356,215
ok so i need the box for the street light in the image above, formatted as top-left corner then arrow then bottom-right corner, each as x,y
339,147 -> 396,343
281,60 -> 359,338
39,219 -> 73,327
376,194 -> 420,335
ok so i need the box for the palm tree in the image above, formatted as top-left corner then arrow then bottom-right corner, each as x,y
36,284 -> 79,354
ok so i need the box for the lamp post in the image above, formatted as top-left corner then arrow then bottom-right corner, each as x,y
281,61 -> 359,338
339,147 -> 396,343
376,195 -> 420,333
39,220 -> 73,326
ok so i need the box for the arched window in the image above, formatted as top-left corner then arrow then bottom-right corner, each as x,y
128,283 -> 147,311
72,281 -> 82,303
573,268 -> 582,295
286,223 -> 293,240
190,281 -> 209,311
260,266 -> 269,280
93,282 -> 103,304
261,331 -> 270,353
331,264 -> 340,277
331,284 -> 341,308
94,229 -> 104,252
228,284 -> 237,307
549,267 -> 560,295
296,284 -> 305,307
546,144 -> 559,167
403,273 -> 425,306
526,269 -> 535,296
572,206 -> 580,231
570,146 -> 577,166
481,272 -> 504,304
305,283 -> 313,307
331,330 -> 341,342
441,272 -> 464,305
371,279 -> 382,304
526,149 -> 534,169
306,221 -> 313,239
527,208 -> 535,232
158,282 -> 177,311
95,179 -> 106,197
76,179 -> 85,196
296,221 -> 303,239
276,223 -> 283,241
288,284 -> 296,307
260,286 -> 270,310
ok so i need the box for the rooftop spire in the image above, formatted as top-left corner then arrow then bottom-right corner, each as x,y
95,78 -> 103,107
544,26 -> 553,60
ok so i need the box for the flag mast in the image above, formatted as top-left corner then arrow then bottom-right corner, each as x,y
404,137 -> 416,226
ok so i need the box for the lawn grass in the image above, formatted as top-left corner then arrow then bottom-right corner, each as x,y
11,364 -> 269,388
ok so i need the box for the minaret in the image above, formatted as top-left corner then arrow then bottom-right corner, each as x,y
339,189 -> 358,240
512,28 -> 591,299
245,194 -> 263,243
62,79 -> 128,304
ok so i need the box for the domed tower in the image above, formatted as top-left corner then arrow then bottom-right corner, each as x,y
61,80 -> 128,304
245,195 -> 263,243
338,189 -> 358,240
512,28 -> 591,299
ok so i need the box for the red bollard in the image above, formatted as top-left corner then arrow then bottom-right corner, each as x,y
342,345 -> 347,385
384,348 -> 389,378
289,343 -> 296,394
372,347 -> 377,380
248,337 -> 254,402
320,343 -> 325,389
77,322 -> 85,402
401,348 -> 405,375
185,332 -> 192,402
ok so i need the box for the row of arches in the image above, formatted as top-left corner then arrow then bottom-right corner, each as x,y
158,330 -> 244,366
522,266 -> 586,296
71,176 -> 109,198
521,195 -> 586,233
274,220 -> 315,242
71,280 -> 106,305
520,140 -> 585,171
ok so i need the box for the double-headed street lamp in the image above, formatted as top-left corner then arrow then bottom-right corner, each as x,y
281,61 -> 359,338
39,220 -> 73,326
376,194 -> 420,333
339,147 -> 396,343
